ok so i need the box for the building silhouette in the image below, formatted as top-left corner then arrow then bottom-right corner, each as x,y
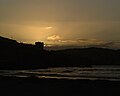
35,42 -> 44,50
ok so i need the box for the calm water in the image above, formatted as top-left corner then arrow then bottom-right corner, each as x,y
0,65 -> 120,81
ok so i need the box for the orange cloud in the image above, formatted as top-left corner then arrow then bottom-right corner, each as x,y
47,35 -> 62,41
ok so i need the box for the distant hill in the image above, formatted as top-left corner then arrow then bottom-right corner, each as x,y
0,36 -> 120,70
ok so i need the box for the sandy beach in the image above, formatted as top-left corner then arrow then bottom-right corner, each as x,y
0,76 -> 120,96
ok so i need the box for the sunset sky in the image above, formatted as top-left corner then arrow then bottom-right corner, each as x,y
0,0 -> 120,48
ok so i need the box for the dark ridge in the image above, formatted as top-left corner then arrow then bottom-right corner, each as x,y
0,36 -> 120,70
0,36 -> 18,46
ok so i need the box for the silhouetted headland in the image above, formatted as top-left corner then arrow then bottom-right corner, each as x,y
0,36 -> 120,70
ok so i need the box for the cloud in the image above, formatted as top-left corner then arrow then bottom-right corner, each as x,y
47,35 -> 105,45
47,35 -> 62,41
48,38 -> 104,45
45,27 -> 53,30
104,41 -> 120,49
47,35 -> 120,49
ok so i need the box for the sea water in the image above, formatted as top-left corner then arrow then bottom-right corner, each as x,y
0,65 -> 120,81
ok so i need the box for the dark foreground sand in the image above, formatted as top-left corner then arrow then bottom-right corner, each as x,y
0,76 -> 120,96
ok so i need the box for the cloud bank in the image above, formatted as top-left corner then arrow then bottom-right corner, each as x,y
46,35 -> 120,50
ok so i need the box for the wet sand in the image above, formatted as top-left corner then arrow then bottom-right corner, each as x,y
0,76 -> 120,96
